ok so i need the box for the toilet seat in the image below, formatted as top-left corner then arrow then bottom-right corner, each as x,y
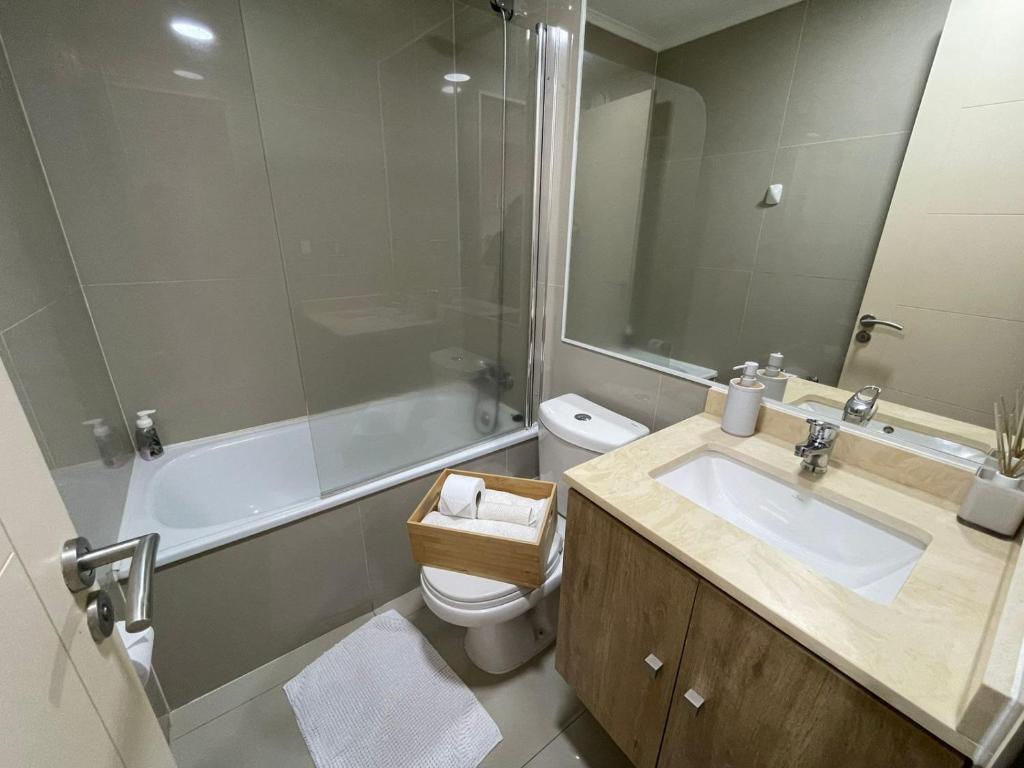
422,529 -> 563,610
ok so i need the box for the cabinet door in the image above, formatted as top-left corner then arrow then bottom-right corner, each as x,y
660,582 -> 967,768
557,490 -> 699,768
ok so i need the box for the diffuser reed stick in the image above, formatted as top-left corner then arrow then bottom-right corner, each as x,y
995,384 -> 1024,478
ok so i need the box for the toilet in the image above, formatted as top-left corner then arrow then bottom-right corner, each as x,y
420,393 -> 649,674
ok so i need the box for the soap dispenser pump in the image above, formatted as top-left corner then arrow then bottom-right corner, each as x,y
722,361 -> 765,437
135,409 -> 164,461
757,351 -> 790,401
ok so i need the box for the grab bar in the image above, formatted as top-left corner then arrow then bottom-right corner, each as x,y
61,533 -> 160,632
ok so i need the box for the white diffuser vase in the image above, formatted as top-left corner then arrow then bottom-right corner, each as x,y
958,467 -> 1024,537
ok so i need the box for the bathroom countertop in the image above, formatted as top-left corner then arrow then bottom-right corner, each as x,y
564,403 -> 1023,760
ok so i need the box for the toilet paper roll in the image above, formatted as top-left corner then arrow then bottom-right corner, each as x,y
476,489 -> 544,526
438,473 -> 485,519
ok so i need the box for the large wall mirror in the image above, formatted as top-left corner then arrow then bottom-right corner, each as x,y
564,0 -> 1024,466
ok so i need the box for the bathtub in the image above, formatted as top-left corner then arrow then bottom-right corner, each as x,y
118,381 -> 534,569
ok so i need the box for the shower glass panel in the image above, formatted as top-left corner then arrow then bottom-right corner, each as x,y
242,0 -> 537,495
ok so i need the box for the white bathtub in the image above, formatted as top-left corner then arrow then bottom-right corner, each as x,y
119,382 -> 534,569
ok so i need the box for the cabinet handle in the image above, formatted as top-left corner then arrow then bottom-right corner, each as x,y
683,688 -> 705,711
644,653 -> 663,679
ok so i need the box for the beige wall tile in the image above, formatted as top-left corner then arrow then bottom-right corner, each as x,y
85,279 -> 305,444
962,0 -> 1024,107
782,0 -> 949,145
153,499 -> 371,708
656,4 -> 805,156
756,133 -> 909,280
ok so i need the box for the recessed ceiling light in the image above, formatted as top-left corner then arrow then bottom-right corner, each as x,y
170,18 -> 215,43
173,69 -> 205,80
444,73 -> 470,83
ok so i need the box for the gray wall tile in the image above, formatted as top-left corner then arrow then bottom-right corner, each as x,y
656,4 -> 805,156
506,438 -> 540,478
781,0 -> 950,145
653,376 -> 709,431
152,499 -> 371,708
738,272 -> 865,382
85,279 -> 305,444
756,133 -> 910,280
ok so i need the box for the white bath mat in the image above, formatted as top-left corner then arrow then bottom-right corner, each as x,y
284,610 -> 501,768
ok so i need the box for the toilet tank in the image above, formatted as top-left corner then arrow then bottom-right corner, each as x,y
538,394 -> 649,516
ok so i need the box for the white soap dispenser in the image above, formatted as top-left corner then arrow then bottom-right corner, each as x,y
757,352 -> 790,401
82,418 -> 117,467
135,409 -> 164,461
722,361 -> 765,437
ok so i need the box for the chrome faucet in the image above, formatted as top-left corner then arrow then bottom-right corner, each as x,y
794,419 -> 839,475
843,385 -> 881,425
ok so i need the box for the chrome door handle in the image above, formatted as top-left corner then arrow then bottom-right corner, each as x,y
856,314 -> 903,343
62,533 -> 159,635
644,653 -> 663,679
859,314 -> 903,331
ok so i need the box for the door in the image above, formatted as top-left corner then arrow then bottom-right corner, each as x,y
556,490 -> 699,768
0,364 -> 176,766
838,0 -> 1024,427
659,582 -> 965,768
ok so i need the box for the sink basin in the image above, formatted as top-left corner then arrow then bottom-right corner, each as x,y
653,453 -> 925,604
794,400 -> 989,464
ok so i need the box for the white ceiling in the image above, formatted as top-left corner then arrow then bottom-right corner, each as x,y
588,0 -> 803,51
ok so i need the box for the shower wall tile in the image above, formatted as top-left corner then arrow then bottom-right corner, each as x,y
256,101 -> 390,277
84,279 -> 305,444
0,0 -> 283,286
0,62 -> 77,332
656,4 -> 805,156
781,0 -> 950,145
756,133 -> 909,280
648,77 -> 710,163
691,150 -> 775,271
676,267 -> 750,378
153,498 -> 371,709
738,272 -> 865,383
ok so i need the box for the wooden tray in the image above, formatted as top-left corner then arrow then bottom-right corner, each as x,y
407,469 -> 558,588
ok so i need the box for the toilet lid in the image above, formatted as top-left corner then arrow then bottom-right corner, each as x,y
423,531 -> 563,605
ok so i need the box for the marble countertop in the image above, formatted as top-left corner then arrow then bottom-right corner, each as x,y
564,404 -> 1022,760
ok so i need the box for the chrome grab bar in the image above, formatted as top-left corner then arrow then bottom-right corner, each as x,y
62,533 -> 159,632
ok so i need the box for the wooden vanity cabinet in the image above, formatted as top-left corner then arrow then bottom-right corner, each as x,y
557,490 -> 969,768
556,490 -> 699,768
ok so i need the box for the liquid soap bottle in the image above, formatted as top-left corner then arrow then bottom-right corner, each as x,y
135,409 -> 164,460
721,361 -> 765,437
757,352 -> 790,401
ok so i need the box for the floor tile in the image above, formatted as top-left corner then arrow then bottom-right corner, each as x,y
409,607 -> 585,768
171,687 -> 313,768
523,711 -> 631,768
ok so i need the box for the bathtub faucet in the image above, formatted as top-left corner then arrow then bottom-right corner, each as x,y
477,363 -> 513,392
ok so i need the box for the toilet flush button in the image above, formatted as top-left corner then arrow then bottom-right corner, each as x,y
574,413 -> 592,422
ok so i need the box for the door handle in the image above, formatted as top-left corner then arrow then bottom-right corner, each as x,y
856,314 -> 903,343
61,534 -> 159,638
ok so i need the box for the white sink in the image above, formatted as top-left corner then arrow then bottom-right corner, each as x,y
795,400 -> 989,464
653,453 -> 925,604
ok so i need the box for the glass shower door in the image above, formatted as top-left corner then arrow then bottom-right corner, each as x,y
244,0 -> 541,495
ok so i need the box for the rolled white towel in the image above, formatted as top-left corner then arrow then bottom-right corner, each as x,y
476,490 -> 547,527
438,473 -> 485,519
423,511 -> 540,542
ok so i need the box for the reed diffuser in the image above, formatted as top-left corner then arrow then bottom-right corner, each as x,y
958,384 -> 1024,536
994,384 -> 1024,482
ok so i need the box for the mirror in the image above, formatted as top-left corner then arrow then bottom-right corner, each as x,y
565,0 -> 1024,465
